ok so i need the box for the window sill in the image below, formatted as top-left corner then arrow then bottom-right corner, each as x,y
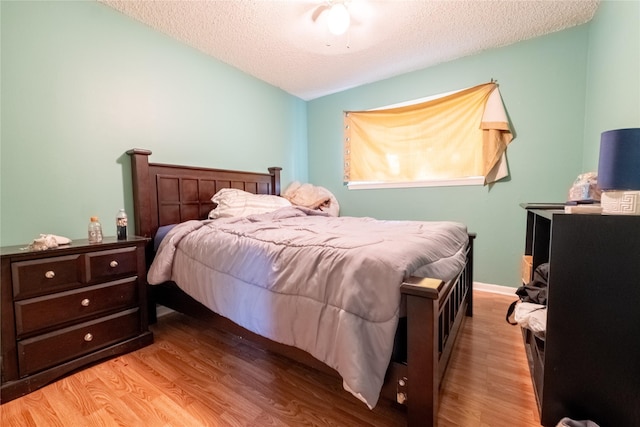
347,176 -> 485,190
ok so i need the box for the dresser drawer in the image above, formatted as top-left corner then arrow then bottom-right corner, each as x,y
17,308 -> 141,377
14,277 -> 139,337
85,247 -> 138,283
12,254 -> 84,300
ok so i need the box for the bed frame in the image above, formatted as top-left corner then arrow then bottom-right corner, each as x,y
127,148 -> 474,427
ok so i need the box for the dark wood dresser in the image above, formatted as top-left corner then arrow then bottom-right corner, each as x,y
521,205 -> 640,426
1,236 -> 153,403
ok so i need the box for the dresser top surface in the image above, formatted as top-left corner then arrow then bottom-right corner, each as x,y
1,236 -> 148,258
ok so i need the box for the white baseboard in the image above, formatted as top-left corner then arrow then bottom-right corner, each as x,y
156,304 -> 175,318
474,281 -> 517,296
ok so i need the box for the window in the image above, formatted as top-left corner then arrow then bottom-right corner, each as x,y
343,82 -> 513,189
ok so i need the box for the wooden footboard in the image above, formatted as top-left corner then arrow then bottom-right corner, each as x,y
383,233 -> 475,426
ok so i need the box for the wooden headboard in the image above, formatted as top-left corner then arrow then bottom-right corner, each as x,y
127,149 -> 281,239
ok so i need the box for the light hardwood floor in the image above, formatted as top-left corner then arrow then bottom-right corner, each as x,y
1,291 -> 541,426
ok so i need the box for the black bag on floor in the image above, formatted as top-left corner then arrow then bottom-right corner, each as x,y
506,262 -> 549,325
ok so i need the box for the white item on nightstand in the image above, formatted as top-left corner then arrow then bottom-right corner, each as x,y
601,190 -> 640,215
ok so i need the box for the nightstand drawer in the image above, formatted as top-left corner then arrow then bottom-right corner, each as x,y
12,254 -> 84,300
85,247 -> 138,283
14,277 -> 139,337
17,308 -> 141,377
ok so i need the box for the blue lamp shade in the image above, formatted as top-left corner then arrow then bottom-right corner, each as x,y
597,128 -> 640,190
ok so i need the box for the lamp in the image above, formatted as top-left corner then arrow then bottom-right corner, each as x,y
597,128 -> 640,215
327,2 -> 350,35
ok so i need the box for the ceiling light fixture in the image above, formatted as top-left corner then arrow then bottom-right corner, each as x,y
326,2 -> 350,35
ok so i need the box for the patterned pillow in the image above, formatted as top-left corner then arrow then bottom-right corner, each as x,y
208,188 -> 291,219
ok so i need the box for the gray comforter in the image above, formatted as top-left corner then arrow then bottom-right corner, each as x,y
148,206 -> 468,408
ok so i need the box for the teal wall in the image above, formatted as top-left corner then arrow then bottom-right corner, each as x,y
0,1 -> 307,246
1,1 -> 637,287
582,0 -> 640,170
308,26 -> 591,287
307,0 -> 640,288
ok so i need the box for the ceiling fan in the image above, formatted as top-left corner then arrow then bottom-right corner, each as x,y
310,0 -> 353,35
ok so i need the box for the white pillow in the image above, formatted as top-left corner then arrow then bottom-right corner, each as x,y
208,188 -> 291,219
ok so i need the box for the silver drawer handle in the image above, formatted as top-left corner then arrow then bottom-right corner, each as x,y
109,260 -> 118,268
45,270 -> 55,279
84,333 -> 93,342
81,298 -> 90,307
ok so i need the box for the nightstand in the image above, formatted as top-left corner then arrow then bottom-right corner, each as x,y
1,236 -> 153,403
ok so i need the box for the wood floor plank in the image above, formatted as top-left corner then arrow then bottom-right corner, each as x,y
0,395 -> 37,427
148,394 -> 213,427
0,290 -> 541,426
9,391 -> 64,427
45,377 -> 103,424
83,376 -> 147,426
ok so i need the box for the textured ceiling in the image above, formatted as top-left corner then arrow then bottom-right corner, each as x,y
100,0 -> 599,100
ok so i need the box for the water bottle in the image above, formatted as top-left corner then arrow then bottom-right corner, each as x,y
88,216 -> 103,243
116,209 -> 128,240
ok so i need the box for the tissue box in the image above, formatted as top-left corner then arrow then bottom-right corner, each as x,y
601,190 -> 640,215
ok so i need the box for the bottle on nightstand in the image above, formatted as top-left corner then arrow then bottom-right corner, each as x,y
88,216 -> 103,243
116,209 -> 128,240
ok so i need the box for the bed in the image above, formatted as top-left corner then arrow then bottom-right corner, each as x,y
127,148 -> 475,426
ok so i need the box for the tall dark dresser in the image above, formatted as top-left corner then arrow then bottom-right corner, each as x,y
521,205 -> 640,426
